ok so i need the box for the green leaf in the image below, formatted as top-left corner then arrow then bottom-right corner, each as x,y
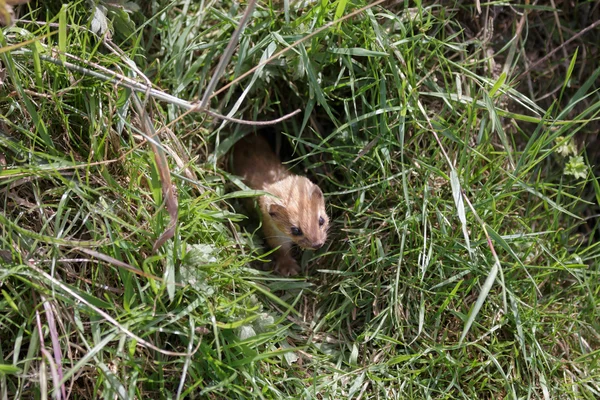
489,72 -> 506,97
0,364 -> 21,375
329,47 -> 388,57
334,0 -> 348,22
559,48 -> 578,103
459,259 -> 499,344
58,4 -> 68,63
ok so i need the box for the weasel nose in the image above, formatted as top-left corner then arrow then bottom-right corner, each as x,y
311,240 -> 325,250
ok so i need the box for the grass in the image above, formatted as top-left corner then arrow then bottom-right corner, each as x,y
1,0 -> 600,398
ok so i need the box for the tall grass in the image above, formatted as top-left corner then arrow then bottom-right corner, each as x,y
1,0 -> 599,398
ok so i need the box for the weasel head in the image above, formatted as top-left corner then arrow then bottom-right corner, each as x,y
262,176 -> 329,250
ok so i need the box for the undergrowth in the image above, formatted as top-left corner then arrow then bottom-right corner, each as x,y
1,0 -> 599,398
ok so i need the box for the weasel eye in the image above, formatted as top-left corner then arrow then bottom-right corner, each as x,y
319,217 -> 325,226
290,226 -> 303,236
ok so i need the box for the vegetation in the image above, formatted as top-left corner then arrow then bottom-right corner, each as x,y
1,0 -> 599,398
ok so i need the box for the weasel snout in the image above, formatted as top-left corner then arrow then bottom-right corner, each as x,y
299,236 -> 326,250
311,240 -> 325,250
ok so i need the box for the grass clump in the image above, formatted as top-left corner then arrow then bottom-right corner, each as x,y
1,0 -> 600,398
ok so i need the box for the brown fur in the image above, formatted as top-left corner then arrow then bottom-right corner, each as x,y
231,134 -> 329,276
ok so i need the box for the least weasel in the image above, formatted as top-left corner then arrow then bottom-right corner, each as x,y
231,134 -> 329,276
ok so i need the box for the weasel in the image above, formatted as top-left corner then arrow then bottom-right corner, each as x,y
231,134 -> 329,276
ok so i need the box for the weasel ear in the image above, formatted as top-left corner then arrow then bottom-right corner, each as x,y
268,203 -> 287,219
312,185 -> 323,200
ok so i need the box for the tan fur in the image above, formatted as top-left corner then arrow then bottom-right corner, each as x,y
232,134 -> 329,276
